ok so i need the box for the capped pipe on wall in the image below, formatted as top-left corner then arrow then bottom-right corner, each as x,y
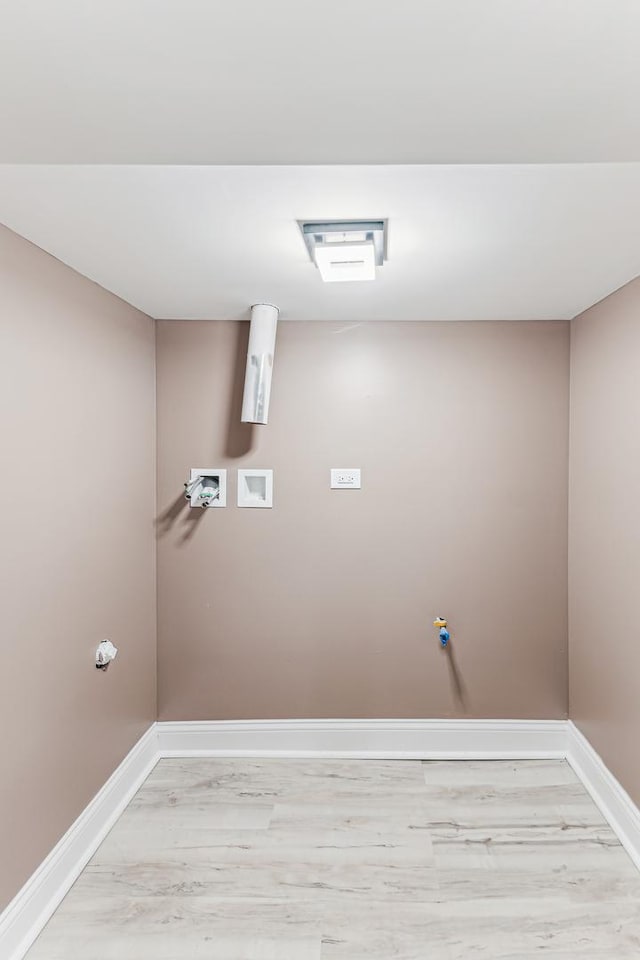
241,303 -> 279,424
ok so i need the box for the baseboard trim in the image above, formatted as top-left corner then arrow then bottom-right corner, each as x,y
0,723 -> 159,960
5,716 -> 640,960
566,720 -> 640,872
156,718 -> 568,759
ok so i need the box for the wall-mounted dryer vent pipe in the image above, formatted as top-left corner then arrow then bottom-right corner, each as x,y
241,303 -> 279,424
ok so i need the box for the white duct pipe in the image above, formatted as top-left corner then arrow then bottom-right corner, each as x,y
241,303 -> 279,424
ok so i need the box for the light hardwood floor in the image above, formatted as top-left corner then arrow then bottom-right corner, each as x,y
26,759 -> 640,959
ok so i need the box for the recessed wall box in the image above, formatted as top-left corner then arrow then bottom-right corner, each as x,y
237,469 -> 273,508
184,468 -> 227,508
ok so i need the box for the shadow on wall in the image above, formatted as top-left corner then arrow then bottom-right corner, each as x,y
225,319 -> 255,459
444,643 -> 469,712
156,492 -> 208,544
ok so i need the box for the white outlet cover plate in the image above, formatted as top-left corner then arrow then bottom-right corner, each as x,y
330,468 -> 361,489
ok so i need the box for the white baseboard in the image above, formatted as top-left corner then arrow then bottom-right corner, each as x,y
0,724 -> 159,960
5,716 -> 640,960
566,720 -> 640,872
156,718 -> 568,759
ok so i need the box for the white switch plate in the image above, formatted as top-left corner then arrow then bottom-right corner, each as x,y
330,468 -> 361,489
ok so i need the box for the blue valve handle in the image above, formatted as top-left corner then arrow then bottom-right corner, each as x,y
439,627 -> 450,647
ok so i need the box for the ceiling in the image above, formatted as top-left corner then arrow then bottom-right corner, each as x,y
1,164 -> 639,321
1,1 -> 640,164
2,3 -> 640,321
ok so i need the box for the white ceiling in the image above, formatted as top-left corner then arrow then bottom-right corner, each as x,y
1,1 -> 640,164
1,164 -> 639,321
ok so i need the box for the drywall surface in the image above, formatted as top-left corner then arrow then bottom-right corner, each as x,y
569,277 -> 640,805
157,319 -> 569,721
0,225 -> 156,910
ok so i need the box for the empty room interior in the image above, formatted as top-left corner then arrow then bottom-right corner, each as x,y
3,2 -> 640,957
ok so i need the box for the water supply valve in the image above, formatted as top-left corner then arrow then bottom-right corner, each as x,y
434,616 -> 450,648
183,469 -> 227,508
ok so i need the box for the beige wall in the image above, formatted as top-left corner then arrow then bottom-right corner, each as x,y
157,319 -> 569,721
0,226 -> 156,911
569,278 -> 640,805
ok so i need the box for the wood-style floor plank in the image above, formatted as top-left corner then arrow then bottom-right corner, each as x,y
25,759 -> 640,959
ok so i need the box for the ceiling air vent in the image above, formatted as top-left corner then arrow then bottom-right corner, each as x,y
299,220 -> 387,283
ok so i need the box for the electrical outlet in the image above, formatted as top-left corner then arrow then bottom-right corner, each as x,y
330,468 -> 361,489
